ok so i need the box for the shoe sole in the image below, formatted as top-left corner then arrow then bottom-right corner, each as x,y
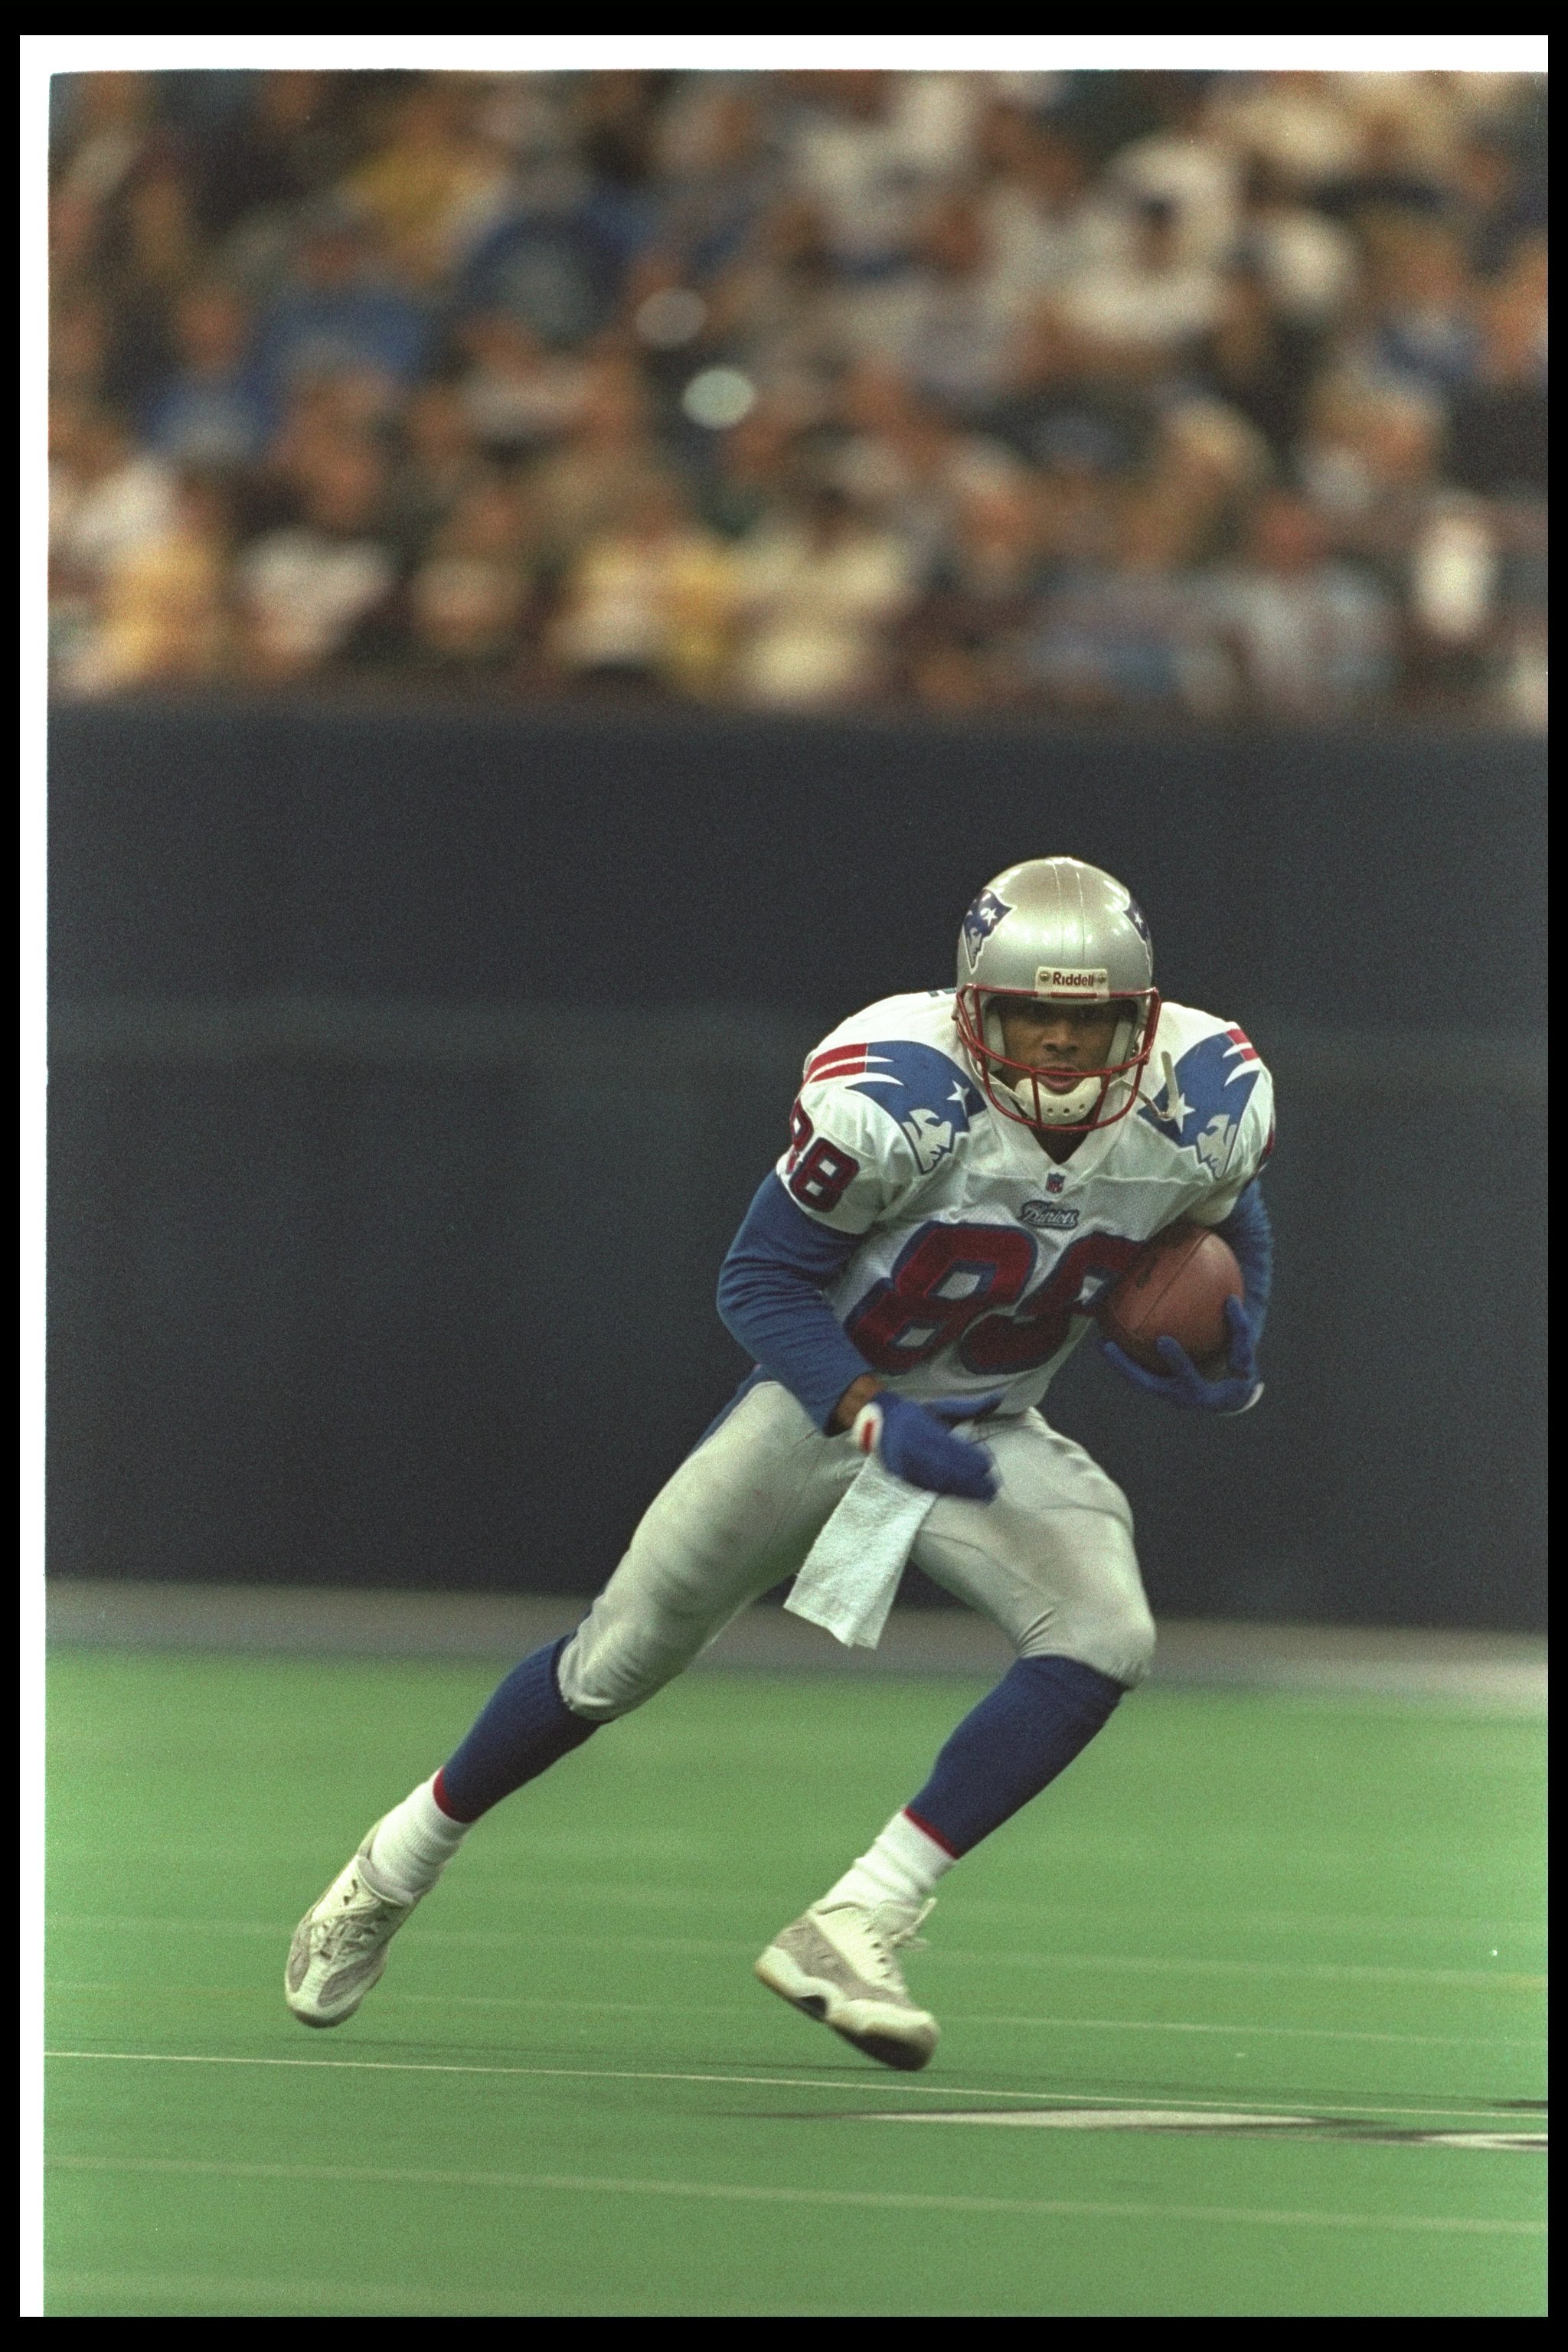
286,1971 -> 379,2029
284,1950 -> 387,2029
284,1939 -> 387,2028
754,1945 -> 937,2073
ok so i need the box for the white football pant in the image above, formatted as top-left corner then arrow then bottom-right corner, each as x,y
557,1380 -> 1156,1721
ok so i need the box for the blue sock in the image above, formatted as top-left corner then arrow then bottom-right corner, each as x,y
904,1654 -> 1126,1858
434,1638 -> 598,1823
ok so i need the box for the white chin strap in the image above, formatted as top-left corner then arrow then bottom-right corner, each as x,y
999,1072 -> 1102,1126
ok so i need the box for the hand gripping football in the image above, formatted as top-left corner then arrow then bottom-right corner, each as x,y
1097,1221 -> 1243,1376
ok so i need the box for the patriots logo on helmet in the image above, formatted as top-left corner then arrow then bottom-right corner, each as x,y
1124,894 -> 1152,952
961,887 -> 1012,972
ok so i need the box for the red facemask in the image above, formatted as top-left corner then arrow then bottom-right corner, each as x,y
955,985 -> 1161,1132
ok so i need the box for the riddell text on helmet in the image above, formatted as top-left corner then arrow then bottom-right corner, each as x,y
1034,967 -> 1110,996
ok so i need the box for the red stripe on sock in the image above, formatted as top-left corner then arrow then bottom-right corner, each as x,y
431,1767 -> 475,1824
902,1805 -> 962,1859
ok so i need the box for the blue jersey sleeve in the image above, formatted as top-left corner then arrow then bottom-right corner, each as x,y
1215,1180 -> 1272,1340
716,1174 -> 872,1432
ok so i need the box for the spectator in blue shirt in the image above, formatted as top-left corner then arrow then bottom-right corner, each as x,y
255,201 -> 432,414
142,282 -> 272,471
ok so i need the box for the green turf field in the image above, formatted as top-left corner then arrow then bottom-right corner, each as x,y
44,1651 -> 1545,2316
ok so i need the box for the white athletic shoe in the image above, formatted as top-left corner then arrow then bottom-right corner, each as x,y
754,1897 -> 939,2072
284,1825 -> 419,2028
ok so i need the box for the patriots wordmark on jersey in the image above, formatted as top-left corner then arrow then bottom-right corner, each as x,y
776,988 -> 1275,1419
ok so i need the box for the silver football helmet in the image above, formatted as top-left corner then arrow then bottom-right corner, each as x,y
954,858 -> 1159,1132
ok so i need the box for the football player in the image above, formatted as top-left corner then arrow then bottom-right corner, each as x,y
286,856 -> 1275,2071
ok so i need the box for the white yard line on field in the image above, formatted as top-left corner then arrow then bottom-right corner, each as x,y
43,2048 -> 1545,2125
44,2148 -> 1544,2236
44,1982 -> 1547,2053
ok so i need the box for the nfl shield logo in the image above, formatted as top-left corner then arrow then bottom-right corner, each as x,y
1046,1171 -> 1066,1194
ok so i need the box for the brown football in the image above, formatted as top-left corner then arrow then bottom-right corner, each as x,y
1098,1221 -> 1243,1376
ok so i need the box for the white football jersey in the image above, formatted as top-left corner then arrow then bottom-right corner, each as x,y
775,988 -> 1275,1417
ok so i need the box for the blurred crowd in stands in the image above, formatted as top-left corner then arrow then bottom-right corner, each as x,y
47,67 -> 1547,723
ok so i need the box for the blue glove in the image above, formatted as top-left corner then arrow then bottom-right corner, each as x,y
1100,1294 -> 1263,1415
853,1391 -> 1003,1501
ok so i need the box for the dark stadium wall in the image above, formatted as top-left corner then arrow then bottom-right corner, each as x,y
47,701 -> 1546,1631
50,698 -> 1545,1020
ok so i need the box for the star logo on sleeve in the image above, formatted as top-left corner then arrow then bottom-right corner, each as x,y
1148,1060 -> 1191,1136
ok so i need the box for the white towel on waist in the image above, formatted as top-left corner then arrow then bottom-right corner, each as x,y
785,1456 -> 939,1651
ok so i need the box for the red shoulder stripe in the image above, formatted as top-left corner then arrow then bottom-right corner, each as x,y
804,1045 -> 870,1084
